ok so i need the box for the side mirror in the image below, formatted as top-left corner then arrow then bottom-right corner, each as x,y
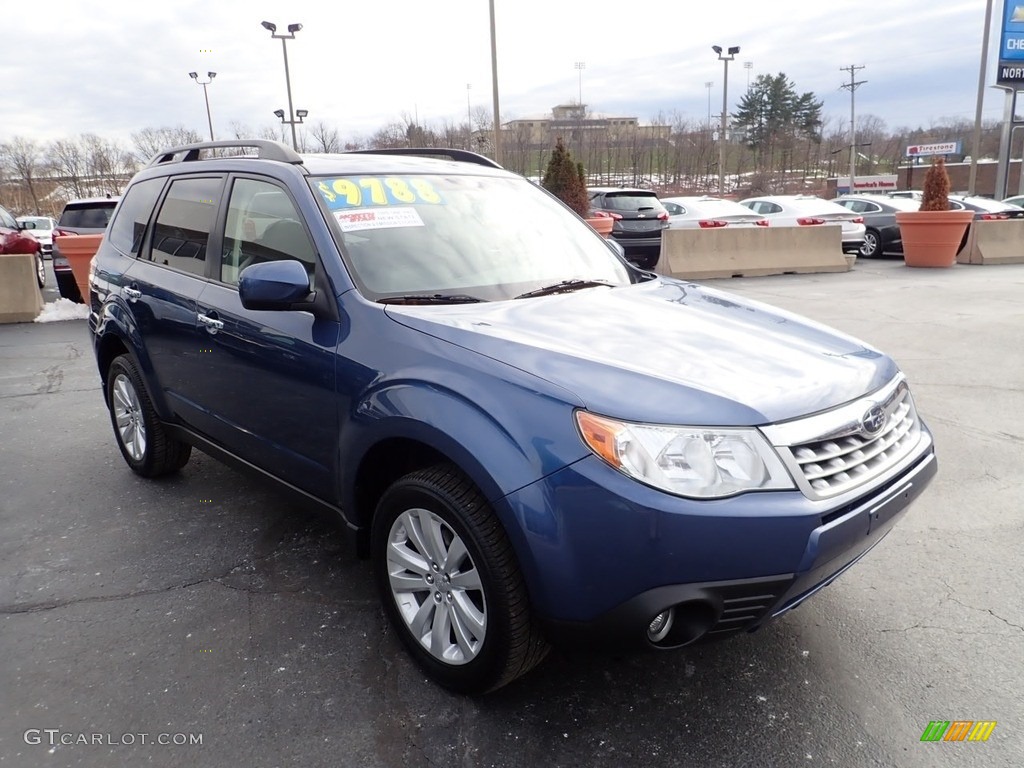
606,238 -> 626,259
239,260 -> 314,311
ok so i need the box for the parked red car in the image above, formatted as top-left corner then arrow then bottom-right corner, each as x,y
0,203 -> 46,288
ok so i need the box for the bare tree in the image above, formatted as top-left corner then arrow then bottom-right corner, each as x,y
131,126 -> 202,164
1,137 -> 44,212
49,139 -> 88,199
309,121 -> 341,153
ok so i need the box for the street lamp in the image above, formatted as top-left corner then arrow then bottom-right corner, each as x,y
488,0 -> 502,164
188,71 -> 216,141
744,61 -> 753,91
273,107 -> 308,146
262,20 -> 303,150
712,44 -> 740,196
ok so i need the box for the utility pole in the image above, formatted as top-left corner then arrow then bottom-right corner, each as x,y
840,65 -> 867,193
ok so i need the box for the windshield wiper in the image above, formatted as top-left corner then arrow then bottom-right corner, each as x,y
378,293 -> 485,305
514,279 -> 615,300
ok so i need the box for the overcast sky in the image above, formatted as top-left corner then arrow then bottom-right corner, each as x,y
2,0 -> 1009,150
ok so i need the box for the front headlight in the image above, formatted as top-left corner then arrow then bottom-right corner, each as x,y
575,411 -> 795,499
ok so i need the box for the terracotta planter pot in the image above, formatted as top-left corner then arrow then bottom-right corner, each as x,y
894,210 -> 974,268
56,233 -> 103,300
586,215 -> 615,238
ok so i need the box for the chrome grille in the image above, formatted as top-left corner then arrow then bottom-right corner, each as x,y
763,376 -> 923,500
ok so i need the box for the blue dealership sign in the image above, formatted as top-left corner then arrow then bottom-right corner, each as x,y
1001,2 -> 1024,60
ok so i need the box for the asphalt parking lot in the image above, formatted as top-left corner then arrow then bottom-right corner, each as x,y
2,258 -> 1022,768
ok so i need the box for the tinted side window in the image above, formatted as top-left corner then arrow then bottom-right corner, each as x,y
220,178 -> 315,287
107,178 -> 164,256
147,178 -> 222,277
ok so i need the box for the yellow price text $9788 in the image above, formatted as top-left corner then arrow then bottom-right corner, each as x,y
317,177 -> 443,208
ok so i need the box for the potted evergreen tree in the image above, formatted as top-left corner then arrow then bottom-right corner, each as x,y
541,137 -> 613,237
894,156 -> 974,268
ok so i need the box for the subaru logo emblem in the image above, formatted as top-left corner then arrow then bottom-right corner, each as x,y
861,405 -> 887,437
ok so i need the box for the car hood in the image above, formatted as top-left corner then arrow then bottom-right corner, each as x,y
384,279 -> 897,425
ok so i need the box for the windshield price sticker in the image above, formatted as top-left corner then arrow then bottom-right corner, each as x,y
334,207 -> 425,232
318,177 -> 443,208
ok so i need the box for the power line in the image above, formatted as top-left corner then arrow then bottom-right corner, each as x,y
840,65 -> 867,189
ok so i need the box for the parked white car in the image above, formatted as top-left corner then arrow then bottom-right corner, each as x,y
740,195 -> 866,254
16,215 -> 56,257
661,196 -> 768,229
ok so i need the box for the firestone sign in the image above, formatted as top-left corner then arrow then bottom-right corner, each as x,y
905,142 -> 961,158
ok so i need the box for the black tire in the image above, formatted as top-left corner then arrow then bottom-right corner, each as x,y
859,229 -> 882,258
106,355 -> 191,477
35,252 -> 46,288
372,464 -> 548,694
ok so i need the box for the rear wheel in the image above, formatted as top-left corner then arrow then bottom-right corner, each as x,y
859,229 -> 882,258
106,355 -> 191,477
372,464 -> 548,694
35,252 -> 46,288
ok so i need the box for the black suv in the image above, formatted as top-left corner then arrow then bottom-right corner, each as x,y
587,187 -> 669,269
53,196 -> 120,302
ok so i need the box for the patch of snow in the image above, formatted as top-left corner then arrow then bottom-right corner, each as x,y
35,299 -> 90,323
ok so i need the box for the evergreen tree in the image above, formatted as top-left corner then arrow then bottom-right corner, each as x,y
732,73 -> 823,170
541,137 -> 589,217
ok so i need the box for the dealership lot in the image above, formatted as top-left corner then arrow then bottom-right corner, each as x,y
1,258 -> 1021,767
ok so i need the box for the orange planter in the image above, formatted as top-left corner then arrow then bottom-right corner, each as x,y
55,234 -> 103,301
894,210 -> 974,268
586,215 -> 615,238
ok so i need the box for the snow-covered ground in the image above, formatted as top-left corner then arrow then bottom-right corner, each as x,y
35,299 -> 91,323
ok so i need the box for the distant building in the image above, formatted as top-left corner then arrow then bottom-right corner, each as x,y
503,104 -> 670,147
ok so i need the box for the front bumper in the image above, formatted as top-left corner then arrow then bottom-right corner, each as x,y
501,433 -> 936,651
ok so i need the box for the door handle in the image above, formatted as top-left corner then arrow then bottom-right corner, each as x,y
123,287 -> 142,303
198,314 -> 224,334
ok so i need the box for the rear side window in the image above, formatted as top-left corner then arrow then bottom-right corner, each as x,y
107,179 -> 164,256
600,193 -> 663,212
59,202 -> 117,229
146,177 -> 222,277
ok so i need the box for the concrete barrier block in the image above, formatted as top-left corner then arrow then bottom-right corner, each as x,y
655,226 -> 849,280
0,254 -> 44,323
956,219 -> 1024,265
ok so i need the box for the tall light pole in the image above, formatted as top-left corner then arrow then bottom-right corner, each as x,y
262,20 -> 303,150
840,65 -> 867,193
466,83 -> 473,150
744,61 -> 753,91
968,0 -> 995,195
273,108 -> 309,147
712,45 -> 740,196
188,71 -> 216,141
488,0 -> 502,164
574,61 -> 586,108
704,81 -> 713,130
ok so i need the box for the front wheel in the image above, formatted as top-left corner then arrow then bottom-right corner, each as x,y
35,252 -> 46,288
106,355 -> 191,477
372,464 -> 548,694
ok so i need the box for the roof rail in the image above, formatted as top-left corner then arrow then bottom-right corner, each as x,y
146,140 -> 303,168
343,147 -> 503,169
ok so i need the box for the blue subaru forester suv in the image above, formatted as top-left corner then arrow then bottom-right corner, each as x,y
89,141 -> 936,694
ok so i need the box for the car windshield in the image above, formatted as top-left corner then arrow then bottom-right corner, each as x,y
21,217 -> 52,229
311,173 -> 633,302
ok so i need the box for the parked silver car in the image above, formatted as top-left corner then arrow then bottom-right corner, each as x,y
740,195 -> 866,254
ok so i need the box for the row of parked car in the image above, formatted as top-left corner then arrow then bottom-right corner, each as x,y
587,187 -> 1024,268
